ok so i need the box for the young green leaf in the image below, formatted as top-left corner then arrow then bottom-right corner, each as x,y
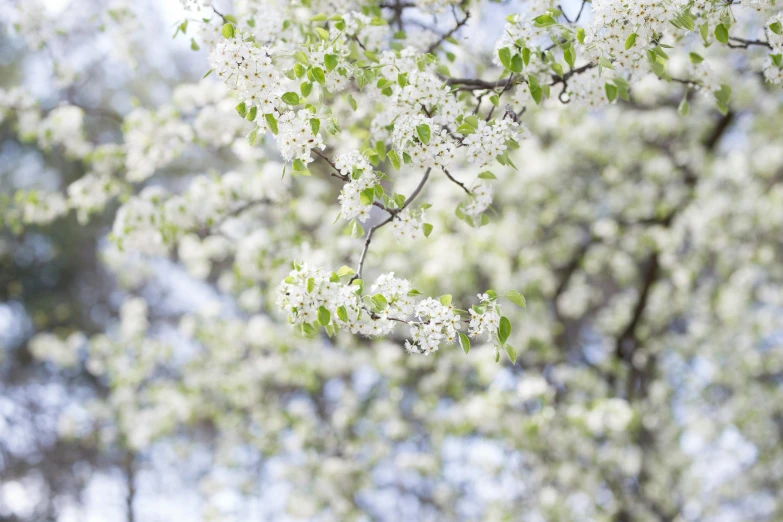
715,23 -> 729,44
505,290 -> 526,308
498,316 -> 511,345
625,33 -> 637,50
265,113 -> 278,135
324,54 -> 338,72
505,344 -> 517,364
423,223 -> 433,237
416,124 -> 431,145
317,306 -> 331,326
281,92 -> 300,105
459,333 -> 470,355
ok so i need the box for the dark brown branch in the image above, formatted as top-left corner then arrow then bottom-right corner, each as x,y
727,36 -> 772,49
426,8 -> 471,54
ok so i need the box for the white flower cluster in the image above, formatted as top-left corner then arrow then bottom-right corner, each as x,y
310,47 -> 352,94
406,297 -> 461,355
469,293 -> 502,343
277,266 -> 466,354
413,0 -> 460,14
112,187 -> 168,255
339,11 -> 388,51
463,183 -> 493,216
769,12 -> 783,54
29,332 -> 85,368
19,191 -> 68,225
763,56 -> 783,84
124,106 -> 193,182
67,172 -> 123,224
38,105 -> 92,158
208,37 -> 280,114
462,119 -> 521,168
390,114 -> 455,169
391,208 -> 426,241
394,72 -> 450,115
589,0 -> 683,57
371,272 -> 416,317
568,67 -> 612,108
180,0 -> 212,12
494,14 -> 554,66
336,150 -> 378,222
276,110 -> 326,164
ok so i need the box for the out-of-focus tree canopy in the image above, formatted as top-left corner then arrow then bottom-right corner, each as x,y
1,0 -> 783,520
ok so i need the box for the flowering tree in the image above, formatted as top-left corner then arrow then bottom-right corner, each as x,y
1,0 -> 783,520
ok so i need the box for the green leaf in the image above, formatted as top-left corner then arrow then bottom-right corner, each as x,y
505,290 -> 526,308
605,83 -> 618,102
371,293 -> 388,311
678,95 -> 690,116
337,266 -> 355,278
700,22 -> 710,44
324,54 -> 338,72
423,223 -> 433,237
221,23 -> 235,39
510,53 -> 524,73
265,113 -> 278,135
311,66 -> 326,85
235,101 -> 247,117
315,27 -> 330,40
307,277 -> 315,293
190,38 -> 200,51
459,333 -> 470,355
416,124 -> 431,145
505,344 -> 517,364
281,92 -> 300,105
625,32 -> 637,50
387,149 -> 401,170
347,93 -> 357,111
689,52 -> 704,64
293,51 -> 309,64
300,81 -> 313,97
360,188 -> 374,206
246,106 -> 257,122
770,21 -> 783,35
439,294 -> 452,306
246,128 -> 258,146
498,316 -> 511,345
563,46 -> 575,68
202,68 -> 213,79
478,171 -> 497,180
336,306 -> 348,322
407,289 -> 422,297
498,47 -> 511,69
715,84 -> 731,115
318,306 -> 331,326
576,28 -> 585,44
715,23 -> 729,44
310,118 -> 320,135
293,158 -> 310,175
532,14 -> 556,27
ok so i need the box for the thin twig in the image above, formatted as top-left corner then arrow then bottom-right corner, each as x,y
352,168 -> 431,281
442,168 -> 472,195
